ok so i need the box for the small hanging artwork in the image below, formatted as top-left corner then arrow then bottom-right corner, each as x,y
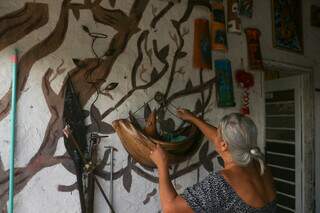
227,0 -> 241,34
214,59 -> 236,107
245,28 -> 263,70
235,59 -> 254,115
272,0 -> 303,53
311,5 -> 320,28
211,0 -> 228,51
239,0 -> 253,18
193,19 -> 212,70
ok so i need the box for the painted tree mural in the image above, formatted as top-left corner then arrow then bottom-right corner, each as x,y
0,0 -> 221,212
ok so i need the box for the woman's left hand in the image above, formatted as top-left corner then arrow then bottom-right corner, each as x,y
149,144 -> 168,169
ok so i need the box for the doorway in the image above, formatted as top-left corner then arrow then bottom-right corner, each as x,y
265,76 -> 302,213
262,60 -> 315,212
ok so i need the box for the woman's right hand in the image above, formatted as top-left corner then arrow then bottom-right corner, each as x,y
176,108 -> 195,121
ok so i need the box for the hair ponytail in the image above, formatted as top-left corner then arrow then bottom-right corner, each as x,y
249,147 -> 265,175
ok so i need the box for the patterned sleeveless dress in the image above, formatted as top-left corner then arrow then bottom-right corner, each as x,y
181,171 -> 277,213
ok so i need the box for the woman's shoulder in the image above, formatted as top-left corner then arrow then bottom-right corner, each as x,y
181,171 -> 237,212
219,166 -> 277,208
182,170 -> 234,200
203,170 -> 239,200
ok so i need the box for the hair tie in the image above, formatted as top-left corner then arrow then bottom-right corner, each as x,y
250,147 -> 260,156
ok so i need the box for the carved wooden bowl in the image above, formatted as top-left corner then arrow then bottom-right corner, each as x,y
112,119 -> 203,167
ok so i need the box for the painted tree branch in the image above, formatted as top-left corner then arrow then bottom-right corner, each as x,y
0,3 -> 49,51
131,30 -> 149,88
91,5 -> 133,32
99,0 -> 216,192
150,1 -> 174,29
101,37 -> 170,119
0,0 -> 71,122
179,0 -> 211,24
163,19 -> 184,99
166,77 -> 216,105
0,68 -> 67,208
163,0 -> 211,101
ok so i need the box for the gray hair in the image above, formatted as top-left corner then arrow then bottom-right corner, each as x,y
218,113 -> 265,175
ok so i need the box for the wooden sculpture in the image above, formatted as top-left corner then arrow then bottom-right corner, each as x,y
245,28 -> 263,70
193,19 -> 212,70
112,114 -> 203,167
211,0 -> 228,51
227,0 -> 241,34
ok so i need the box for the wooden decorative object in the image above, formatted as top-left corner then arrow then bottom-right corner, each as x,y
143,110 -> 158,138
193,19 -> 212,70
239,0 -> 253,18
112,119 -> 203,167
245,28 -> 263,70
272,0 -> 303,53
227,0 -> 241,34
214,59 -> 236,107
211,0 -> 228,51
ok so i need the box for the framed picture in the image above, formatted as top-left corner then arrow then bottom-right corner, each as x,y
271,0 -> 303,53
311,5 -> 320,28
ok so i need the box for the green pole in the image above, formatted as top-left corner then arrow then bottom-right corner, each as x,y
8,49 -> 18,213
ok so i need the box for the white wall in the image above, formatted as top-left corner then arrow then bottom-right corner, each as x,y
0,0 -> 318,212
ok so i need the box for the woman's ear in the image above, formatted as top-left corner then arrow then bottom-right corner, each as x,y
220,140 -> 228,152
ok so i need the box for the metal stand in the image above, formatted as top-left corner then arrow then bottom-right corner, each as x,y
105,146 -> 116,212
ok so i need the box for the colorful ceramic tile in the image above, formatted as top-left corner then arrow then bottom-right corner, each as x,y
214,59 -> 236,107
227,0 -> 241,34
245,28 -> 263,70
239,0 -> 253,18
193,19 -> 212,70
272,0 -> 303,52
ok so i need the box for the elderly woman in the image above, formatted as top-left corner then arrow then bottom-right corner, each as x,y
150,109 -> 277,213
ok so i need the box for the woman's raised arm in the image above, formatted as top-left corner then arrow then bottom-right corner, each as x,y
176,108 -> 219,144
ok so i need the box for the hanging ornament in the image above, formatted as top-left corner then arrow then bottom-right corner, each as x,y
235,59 -> 254,115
